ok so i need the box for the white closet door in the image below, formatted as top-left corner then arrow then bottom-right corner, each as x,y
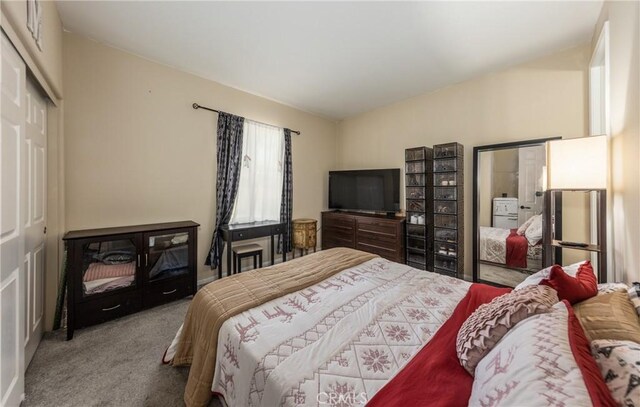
24,79 -> 46,367
517,146 -> 545,225
1,33 -> 27,407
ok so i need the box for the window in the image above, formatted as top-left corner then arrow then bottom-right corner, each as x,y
229,120 -> 285,224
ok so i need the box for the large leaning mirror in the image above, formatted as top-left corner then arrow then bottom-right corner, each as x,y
473,138 -> 560,287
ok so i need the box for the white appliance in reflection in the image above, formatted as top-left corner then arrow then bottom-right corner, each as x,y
493,197 -> 519,229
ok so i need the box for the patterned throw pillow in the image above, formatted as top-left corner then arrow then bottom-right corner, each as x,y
629,283 -> 640,316
469,302 -> 615,406
456,285 -> 558,375
591,339 -> 640,407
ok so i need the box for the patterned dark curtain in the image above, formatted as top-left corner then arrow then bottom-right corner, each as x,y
277,129 -> 293,254
205,112 -> 245,269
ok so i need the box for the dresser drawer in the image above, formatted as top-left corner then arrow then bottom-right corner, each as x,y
323,224 -> 355,240
322,225 -> 355,247
356,242 -> 398,261
322,214 -> 356,230
75,291 -> 142,329
322,236 -> 356,250
356,217 -> 398,236
231,228 -> 262,240
143,276 -> 193,308
357,229 -> 397,247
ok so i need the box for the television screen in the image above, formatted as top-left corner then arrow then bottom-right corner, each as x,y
329,169 -> 400,212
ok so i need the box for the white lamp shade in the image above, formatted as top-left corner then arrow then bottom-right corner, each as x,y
547,135 -> 608,190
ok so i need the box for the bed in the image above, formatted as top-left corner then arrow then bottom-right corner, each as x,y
479,214 -> 544,270
164,248 -> 614,407
479,226 -> 542,269
480,226 -> 542,269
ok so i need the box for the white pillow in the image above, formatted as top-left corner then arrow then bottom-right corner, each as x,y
514,261 -> 585,290
524,214 -> 542,245
469,302 -> 595,406
516,215 -> 536,236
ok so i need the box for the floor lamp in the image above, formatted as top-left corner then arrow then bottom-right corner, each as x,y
547,135 -> 608,283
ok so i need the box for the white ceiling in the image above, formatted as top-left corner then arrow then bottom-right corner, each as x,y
56,1 -> 603,119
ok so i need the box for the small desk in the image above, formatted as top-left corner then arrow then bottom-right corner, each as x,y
219,221 -> 287,278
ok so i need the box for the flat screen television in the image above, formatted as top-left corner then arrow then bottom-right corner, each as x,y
328,169 -> 400,213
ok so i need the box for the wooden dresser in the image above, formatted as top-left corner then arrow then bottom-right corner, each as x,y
321,211 -> 405,263
63,221 -> 199,339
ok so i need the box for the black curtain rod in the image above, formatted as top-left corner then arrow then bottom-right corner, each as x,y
192,103 -> 301,135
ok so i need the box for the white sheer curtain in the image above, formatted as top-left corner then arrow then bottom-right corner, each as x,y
229,120 -> 285,224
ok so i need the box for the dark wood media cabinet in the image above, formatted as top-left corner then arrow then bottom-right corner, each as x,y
63,221 -> 199,339
321,211 -> 405,263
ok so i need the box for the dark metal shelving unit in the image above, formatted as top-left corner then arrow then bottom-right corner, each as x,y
405,146 -> 433,270
432,142 -> 464,278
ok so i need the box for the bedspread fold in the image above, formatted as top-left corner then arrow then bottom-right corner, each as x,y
168,247 -> 376,407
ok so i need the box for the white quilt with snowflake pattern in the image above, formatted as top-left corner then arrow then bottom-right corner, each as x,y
479,226 -> 510,264
211,257 -> 471,406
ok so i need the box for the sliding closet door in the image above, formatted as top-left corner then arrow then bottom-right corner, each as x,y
1,33 -> 27,406
24,79 -> 47,367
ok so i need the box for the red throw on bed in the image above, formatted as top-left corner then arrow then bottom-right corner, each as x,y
367,284 -> 511,407
506,229 -> 528,268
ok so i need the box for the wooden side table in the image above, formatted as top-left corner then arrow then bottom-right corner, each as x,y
292,218 -> 317,258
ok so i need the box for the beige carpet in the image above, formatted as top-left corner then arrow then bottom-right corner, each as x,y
24,298 -> 222,407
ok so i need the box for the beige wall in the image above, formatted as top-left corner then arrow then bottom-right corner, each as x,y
336,45 -> 591,280
47,99 -> 66,331
560,191 -> 591,265
63,32 -> 337,282
594,1 -> 640,283
478,151 -> 493,227
491,149 -> 519,199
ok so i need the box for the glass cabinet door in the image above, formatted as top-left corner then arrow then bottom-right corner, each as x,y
145,230 -> 190,282
81,237 -> 137,297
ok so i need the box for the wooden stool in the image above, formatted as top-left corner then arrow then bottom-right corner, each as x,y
292,218 -> 317,258
232,243 -> 263,274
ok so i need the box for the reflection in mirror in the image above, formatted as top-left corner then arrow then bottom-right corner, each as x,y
474,139 -> 555,287
556,190 -> 594,265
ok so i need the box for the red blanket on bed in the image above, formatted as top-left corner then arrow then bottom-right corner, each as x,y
506,228 -> 528,268
367,284 -> 511,407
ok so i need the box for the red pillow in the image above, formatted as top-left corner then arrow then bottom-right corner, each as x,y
540,261 -> 597,304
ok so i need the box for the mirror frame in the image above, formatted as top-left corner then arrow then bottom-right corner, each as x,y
472,137 -> 562,285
